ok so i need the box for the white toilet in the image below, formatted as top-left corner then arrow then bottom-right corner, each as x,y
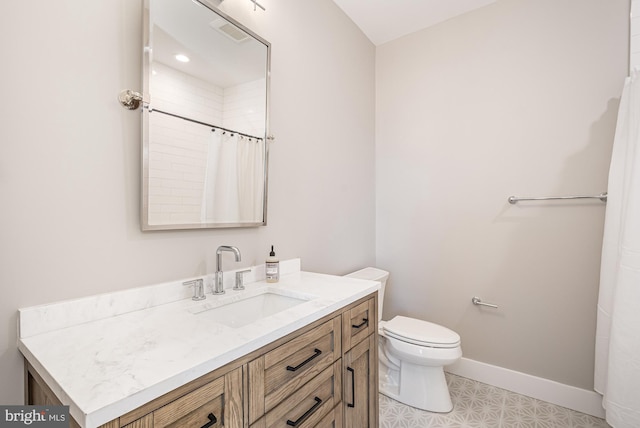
345,267 -> 462,413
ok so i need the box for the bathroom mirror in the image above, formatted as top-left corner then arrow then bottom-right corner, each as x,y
141,0 -> 270,230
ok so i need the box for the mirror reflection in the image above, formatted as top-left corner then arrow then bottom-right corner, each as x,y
142,0 -> 270,230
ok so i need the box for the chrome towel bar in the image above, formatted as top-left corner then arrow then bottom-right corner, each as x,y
508,192 -> 607,204
471,297 -> 498,309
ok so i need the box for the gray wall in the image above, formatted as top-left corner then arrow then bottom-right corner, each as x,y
0,0 -> 375,404
376,0 -> 629,389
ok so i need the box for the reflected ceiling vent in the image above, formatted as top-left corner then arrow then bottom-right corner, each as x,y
209,18 -> 250,43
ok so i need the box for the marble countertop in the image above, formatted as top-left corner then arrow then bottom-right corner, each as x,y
18,260 -> 379,428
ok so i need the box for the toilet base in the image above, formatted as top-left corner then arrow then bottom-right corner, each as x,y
380,360 -> 453,413
379,335 -> 457,413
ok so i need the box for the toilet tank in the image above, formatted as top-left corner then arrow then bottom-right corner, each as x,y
345,267 -> 389,322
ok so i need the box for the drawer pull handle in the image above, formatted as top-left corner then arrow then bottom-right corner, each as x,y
286,348 -> 322,372
347,366 -> 355,408
201,413 -> 217,428
352,318 -> 368,329
286,396 -> 322,426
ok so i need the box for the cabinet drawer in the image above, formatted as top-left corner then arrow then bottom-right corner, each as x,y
152,367 -> 243,428
154,377 -> 223,428
252,362 -> 342,428
314,403 -> 343,428
248,316 -> 342,423
342,297 -> 376,352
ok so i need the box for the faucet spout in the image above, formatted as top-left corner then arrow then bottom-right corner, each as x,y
217,245 -> 241,265
213,246 -> 242,294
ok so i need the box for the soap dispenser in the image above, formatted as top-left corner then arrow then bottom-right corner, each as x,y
266,245 -> 279,283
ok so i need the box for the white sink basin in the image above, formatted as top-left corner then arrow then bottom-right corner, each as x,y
188,291 -> 310,328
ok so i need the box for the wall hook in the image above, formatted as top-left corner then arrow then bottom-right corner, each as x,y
118,89 -> 144,110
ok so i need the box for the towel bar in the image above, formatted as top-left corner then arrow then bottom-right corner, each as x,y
508,192 -> 607,204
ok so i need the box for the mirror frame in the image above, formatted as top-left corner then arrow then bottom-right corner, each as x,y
141,0 -> 271,231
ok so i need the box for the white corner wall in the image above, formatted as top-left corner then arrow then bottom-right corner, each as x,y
376,0 -> 629,390
0,0 -> 375,404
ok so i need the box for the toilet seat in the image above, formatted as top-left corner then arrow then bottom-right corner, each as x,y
383,316 -> 460,348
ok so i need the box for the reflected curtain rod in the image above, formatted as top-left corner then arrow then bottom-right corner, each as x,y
147,107 -> 263,141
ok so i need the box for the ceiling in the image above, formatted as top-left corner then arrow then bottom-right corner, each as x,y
153,0 -> 267,88
331,0 -> 498,46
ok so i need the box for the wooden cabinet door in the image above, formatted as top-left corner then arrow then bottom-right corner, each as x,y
343,335 -> 377,428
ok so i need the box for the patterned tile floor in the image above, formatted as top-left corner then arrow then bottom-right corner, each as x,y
379,373 -> 610,428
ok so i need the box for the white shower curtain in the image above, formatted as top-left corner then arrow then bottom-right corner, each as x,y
200,131 -> 264,223
594,70 -> 640,428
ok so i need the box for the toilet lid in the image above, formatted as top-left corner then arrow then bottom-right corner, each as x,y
383,316 -> 460,348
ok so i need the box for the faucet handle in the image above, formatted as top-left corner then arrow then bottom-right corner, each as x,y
234,269 -> 251,291
184,279 -> 206,301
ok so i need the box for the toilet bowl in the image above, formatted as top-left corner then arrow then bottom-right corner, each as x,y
345,267 -> 462,413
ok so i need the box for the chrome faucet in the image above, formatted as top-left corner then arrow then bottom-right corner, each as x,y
214,246 -> 241,294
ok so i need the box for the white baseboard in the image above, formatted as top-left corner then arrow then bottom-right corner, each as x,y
446,357 -> 605,419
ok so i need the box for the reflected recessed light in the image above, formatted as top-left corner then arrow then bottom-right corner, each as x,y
175,54 -> 190,63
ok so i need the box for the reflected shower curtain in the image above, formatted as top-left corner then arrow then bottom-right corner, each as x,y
200,131 -> 264,223
594,70 -> 640,428
236,135 -> 264,221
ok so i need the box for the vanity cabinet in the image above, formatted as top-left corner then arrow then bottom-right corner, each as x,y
25,293 -> 377,428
